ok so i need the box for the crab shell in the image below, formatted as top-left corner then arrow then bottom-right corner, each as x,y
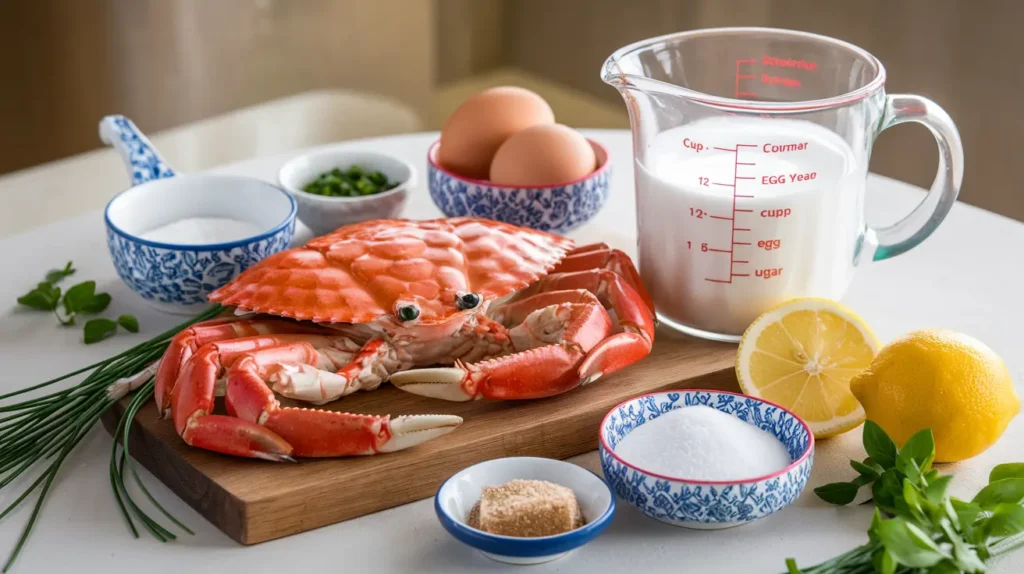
209,218 -> 575,324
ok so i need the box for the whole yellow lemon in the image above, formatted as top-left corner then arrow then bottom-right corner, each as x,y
850,329 -> 1019,463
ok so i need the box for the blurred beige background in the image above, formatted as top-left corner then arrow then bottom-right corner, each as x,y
1,0 -> 1020,221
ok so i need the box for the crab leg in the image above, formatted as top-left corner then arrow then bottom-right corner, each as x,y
225,347 -> 461,457
270,339 -> 399,404
391,301 -> 612,401
155,318 -> 331,417
171,337 -> 460,459
550,243 -> 655,315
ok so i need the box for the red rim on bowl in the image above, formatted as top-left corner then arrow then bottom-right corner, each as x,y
427,139 -> 610,189
598,389 -> 815,486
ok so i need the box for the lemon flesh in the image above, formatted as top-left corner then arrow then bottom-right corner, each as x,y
737,298 -> 881,438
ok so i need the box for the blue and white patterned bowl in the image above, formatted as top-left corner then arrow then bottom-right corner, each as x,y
599,390 -> 814,530
427,139 -> 610,234
100,115 -> 296,315
435,457 -> 615,565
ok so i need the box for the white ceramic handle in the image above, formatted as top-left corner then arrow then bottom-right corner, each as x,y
99,115 -> 176,186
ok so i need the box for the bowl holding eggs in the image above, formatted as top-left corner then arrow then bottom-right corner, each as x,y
428,87 -> 610,234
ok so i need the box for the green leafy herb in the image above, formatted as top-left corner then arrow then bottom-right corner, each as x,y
991,463 -> 1024,483
972,478 -> 1024,508
83,318 -> 118,344
117,315 -> 139,333
814,481 -> 860,505
863,420 -> 898,469
15,263 -> 136,344
786,422 -> 1024,573
44,261 -> 75,284
16,282 -> 61,311
302,166 -> 399,197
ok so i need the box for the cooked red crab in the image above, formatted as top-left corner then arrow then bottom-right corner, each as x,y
153,218 -> 655,460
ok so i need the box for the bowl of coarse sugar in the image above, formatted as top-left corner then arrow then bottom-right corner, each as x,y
599,389 -> 814,529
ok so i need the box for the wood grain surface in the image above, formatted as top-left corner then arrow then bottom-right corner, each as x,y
100,327 -> 738,545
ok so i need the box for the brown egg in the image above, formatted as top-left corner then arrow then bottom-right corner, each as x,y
439,87 -> 555,180
489,124 -> 597,186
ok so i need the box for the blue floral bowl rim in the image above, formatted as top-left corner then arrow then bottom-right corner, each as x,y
599,389 -> 815,486
434,458 -> 616,557
427,138 -> 610,190
104,173 -> 297,252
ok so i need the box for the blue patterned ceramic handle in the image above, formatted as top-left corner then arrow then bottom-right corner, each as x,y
99,115 -> 176,185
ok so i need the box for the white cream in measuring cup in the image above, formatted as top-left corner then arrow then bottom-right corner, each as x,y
637,117 -> 863,336
604,28 -> 964,341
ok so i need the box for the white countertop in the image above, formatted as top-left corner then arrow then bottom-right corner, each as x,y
0,130 -> 1021,573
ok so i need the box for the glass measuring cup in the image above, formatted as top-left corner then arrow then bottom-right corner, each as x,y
602,27 -> 963,342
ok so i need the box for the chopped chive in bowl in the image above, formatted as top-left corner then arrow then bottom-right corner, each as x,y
303,166 -> 399,197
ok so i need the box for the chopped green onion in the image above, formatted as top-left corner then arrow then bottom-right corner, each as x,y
302,165 -> 397,197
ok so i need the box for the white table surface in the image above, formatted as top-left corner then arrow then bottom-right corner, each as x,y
0,130 -> 1021,573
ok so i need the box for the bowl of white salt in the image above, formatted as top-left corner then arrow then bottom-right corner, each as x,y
100,114 -> 297,314
599,389 -> 814,530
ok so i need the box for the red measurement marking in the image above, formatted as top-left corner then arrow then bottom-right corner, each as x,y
702,142 -> 766,285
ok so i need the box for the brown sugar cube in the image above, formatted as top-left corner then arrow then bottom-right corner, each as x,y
474,479 -> 583,537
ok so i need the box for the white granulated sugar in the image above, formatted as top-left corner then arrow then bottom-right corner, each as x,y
614,405 -> 792,481
140,217 -> 264,245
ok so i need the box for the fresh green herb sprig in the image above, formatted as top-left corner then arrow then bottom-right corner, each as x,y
16,262 -> 138,344
785,421 -> 1024,573
302,165 -> 398,197
0,305 -> 222,571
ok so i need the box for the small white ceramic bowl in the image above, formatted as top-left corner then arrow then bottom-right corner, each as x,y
105,174 -> 296,315
427,139 -> 611,234
599,390 -> 814,530
435,457 -> 615,565
278,148 -> 414,236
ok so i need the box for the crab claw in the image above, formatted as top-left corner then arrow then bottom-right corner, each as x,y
390,367 -> 477,401
379,414 -> 464,453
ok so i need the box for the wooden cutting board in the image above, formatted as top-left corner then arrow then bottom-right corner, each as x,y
100,327 -> 738,545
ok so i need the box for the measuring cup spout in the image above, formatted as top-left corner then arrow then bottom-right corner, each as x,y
99,114 -> 177,186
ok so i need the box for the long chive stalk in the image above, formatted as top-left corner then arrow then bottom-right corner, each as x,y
0,305 -> 222,572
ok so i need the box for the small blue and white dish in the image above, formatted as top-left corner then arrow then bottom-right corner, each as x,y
435,456 -> 615,565
599,390 -> 814,530
427,139 -> 610,234
100,115 -> 296,315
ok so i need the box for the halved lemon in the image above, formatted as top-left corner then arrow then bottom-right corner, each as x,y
736,298 -> 880,438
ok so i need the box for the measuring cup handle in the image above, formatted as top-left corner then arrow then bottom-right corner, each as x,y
864,94 -> 964,262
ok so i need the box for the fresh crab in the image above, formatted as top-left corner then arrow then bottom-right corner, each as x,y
152,218 -> 655,460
